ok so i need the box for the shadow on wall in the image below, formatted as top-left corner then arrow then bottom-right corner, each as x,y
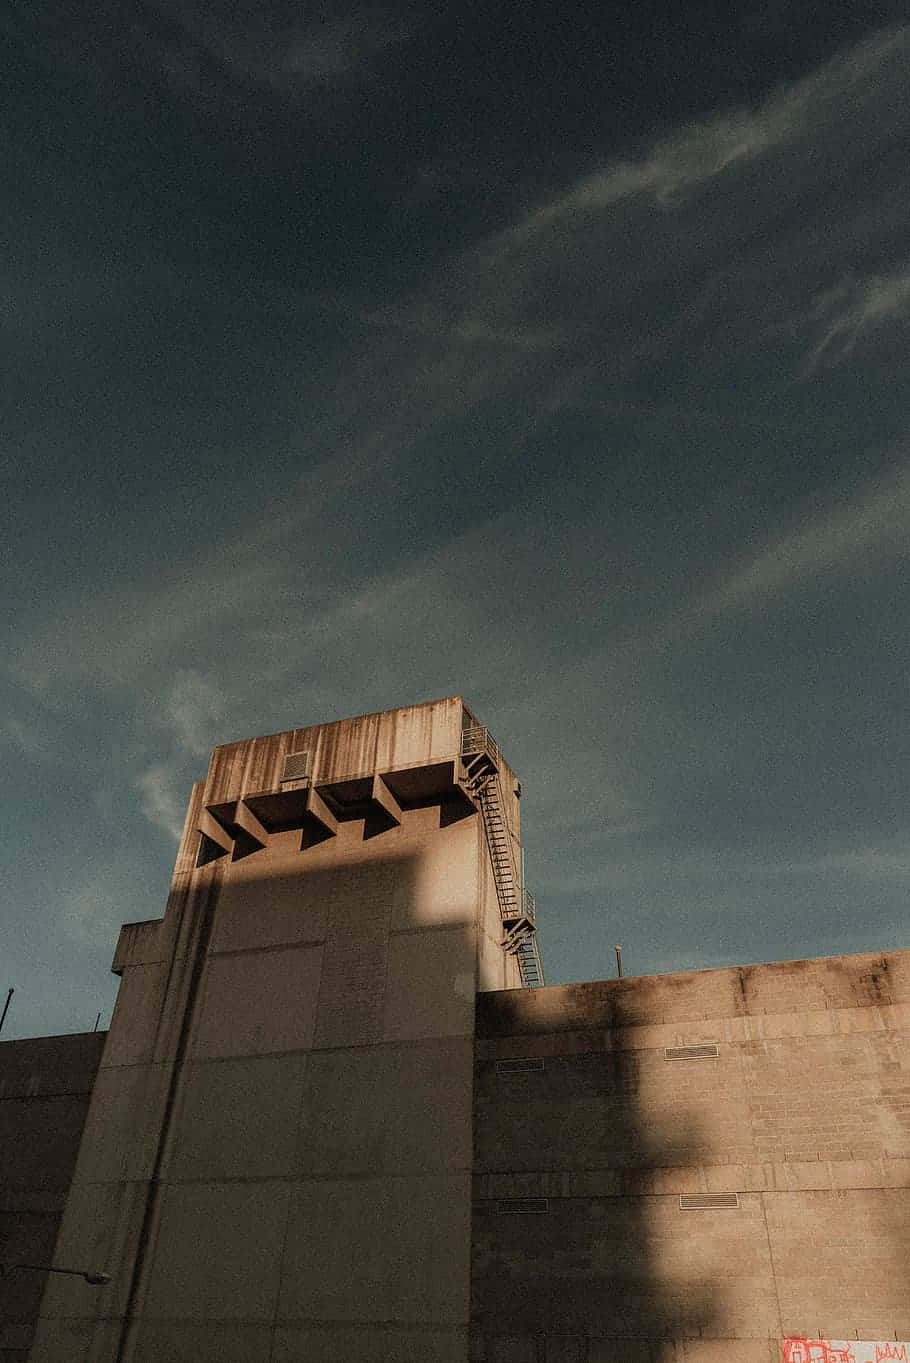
0,1033 -> 106,1362
31,824 -> 491,1361
471,985 -> 719,1363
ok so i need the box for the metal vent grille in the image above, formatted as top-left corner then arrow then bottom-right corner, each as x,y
679,1192 -> 739,1210
282,751 -> 310,782
496,1057 -> 545,1074
497,1199 -> 549,1214
664,1044 -> 719,1061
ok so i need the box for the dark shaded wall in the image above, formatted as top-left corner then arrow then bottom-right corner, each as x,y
471,951 -> 910,1363
0,1033 -> 106,1362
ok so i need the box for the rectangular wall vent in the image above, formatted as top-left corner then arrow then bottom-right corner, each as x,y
679,1192 -> 739,1210
497,1199 -> 549,1214
664,1044 -> 719,1061
282,751 -> 310,782
495,1057 -> 545,1074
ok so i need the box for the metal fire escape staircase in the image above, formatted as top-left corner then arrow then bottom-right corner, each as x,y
461,726 -> 544,988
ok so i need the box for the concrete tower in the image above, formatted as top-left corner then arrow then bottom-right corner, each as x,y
29,697 -> 541,1362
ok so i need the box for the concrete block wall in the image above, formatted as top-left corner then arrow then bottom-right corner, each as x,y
471,951 -> 910,1363
29,699 -> 522,1362
0,1033 -> 105,1362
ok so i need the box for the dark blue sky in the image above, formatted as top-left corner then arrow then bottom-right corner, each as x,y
3,2 -> 910,1039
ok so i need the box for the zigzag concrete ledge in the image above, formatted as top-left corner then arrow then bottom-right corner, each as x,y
2,697 -> 908,1363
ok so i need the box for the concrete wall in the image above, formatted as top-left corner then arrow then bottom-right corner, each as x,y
30,699 -> 522,1362
204,695 -> 469,804
0,1032 -> 105,1362
472,951 -> 910,1363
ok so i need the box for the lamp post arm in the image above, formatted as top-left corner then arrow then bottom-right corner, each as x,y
0,1263 -> 111,1285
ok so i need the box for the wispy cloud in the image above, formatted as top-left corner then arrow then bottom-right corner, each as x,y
481,24 -> 906,250
161,669 -> 233,756
136,762 -> 187,841
446,23 -> 910,366
51,2 -> 418,114
10,20 -> 910,857
276,12 -> 415,84
701,460 -> 910,610
819,846 -> 910,879
808,262 -> 910,368
624,457 -> 910,649
538,839 -> 910,900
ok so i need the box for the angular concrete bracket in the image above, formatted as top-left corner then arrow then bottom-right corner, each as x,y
196,809 -> 234,866
441,774 -> 480,826
244,783 -> 311,833
364,774 -> 402,837
234,801 -> 270,848
298,785 -> 339,850
206,801 -> 270,860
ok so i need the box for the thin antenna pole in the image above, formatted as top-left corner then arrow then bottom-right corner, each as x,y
614,945 -> 623,979
0,988 -> 13,1035
93,1012 -> 102,1032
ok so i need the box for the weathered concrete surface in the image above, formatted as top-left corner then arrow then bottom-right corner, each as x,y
0,1032 -> 105,1362
30,699 -> 522,1361
472,951 -> 910,1363
204,696 -> 469,805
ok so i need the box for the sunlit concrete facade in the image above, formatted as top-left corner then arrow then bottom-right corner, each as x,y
472,953 -> 910,1363
27,697 -> 524,1361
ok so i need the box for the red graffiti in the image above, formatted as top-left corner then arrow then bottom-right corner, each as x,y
784,1341 -> 855,1363
784,1342 -> 908,1363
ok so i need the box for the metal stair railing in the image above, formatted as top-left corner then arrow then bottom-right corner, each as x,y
514,932 -> 545,987
461,725 -> 501,768
461,726 -> 544,988
477,775 -> 520,918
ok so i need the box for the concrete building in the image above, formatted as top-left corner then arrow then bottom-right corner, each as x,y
473,954 -> 910,1363
2,697 -> 908,1362
0,1033 -> 105,1360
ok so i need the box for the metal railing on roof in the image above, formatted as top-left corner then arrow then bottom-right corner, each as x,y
462,725 -> 501,767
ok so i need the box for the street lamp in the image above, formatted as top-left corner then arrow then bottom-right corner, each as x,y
0,1263 -> 111,1285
